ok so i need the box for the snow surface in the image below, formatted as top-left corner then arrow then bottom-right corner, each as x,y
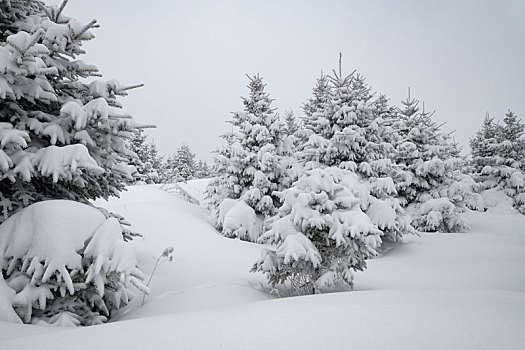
1,180 -> 524,349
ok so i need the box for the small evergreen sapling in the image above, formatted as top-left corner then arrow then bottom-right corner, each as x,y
252,167 -> 382,295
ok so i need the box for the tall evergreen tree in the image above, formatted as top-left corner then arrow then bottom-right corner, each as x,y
470,110 -> 525,213
206,74 -> 291,240
0,0 -> 147,326
0,0 -> 142,221
393,90 -> 470,232
469,113 -> 501,185
297,72 -> 330,146
298,62 -> 414,241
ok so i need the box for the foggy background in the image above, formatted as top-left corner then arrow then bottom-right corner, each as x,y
47,0 -> 525,161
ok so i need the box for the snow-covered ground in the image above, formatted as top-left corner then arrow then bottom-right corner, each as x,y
1,180 -> 524,349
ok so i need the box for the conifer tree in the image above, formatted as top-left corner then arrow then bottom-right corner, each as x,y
165,143 -> 196,182
128,129 -> 162,184
194,159 -> 212,179
469,113 -> 501,186
298,59 -> 414,241
0,0 -> 142,221
393,90 -> 470,232
206,74 -> 291,240
0,0 -> 147,326
470,111 -> 525,213
252,167 -> 382,295
283,109 -> 300,137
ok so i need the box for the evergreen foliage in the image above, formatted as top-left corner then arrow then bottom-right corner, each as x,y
165,143 -> 196,182
252,167 -> 382,295
0,0 -> 146,326
298,64 -> 414,241
206,74 -> 292,241
392,90 -> 471,232
0,200 -> 147,326
128,129 -> 162,184
0,0 -> 142,222
283,109 -> 300,137
470,111 -> 525,213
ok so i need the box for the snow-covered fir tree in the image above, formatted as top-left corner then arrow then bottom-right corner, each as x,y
0,0 -> 143,221
165,143 -> 196,182
128,129 -> 163,184
194,159 -> 212,179
298,62 -> 414,242
0,0 -> 147,325
252,167 -> 382,295
283,109 -> 300,137
469,113 -> 501,187
206,74 -> 292,241
393,90 -> 471,232
470,111 -> 525,213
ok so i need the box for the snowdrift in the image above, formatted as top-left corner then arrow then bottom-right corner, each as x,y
1,181 -> 524,349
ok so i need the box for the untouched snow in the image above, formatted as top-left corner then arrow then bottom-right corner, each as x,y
1,180 -> 524,349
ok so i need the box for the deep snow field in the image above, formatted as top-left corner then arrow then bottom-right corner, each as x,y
1,179 -> 524,349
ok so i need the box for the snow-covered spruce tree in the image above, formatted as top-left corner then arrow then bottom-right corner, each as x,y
470,111 -> 525,213
206,74 -> 292,241
194,159 -> 212,179
127,129 -> 162,184
283,109 -> 300,137
252,167 -> 382,295
393,90 -> 471,232
298,62 -> 414,242
296,73 -> 330,160
469,113 -> 501,185
0,0 -> 143,221
0,0 -> 147,325
165,143 -> 196,182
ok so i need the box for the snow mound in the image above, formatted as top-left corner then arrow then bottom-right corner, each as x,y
218,198 -> 261,242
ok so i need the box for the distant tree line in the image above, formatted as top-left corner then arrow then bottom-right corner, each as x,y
128,130 -> 213,184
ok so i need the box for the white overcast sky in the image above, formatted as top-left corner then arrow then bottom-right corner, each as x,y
47,0 -> 524,160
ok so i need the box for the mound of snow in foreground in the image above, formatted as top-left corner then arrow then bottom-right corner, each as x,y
1,181 -> 524,349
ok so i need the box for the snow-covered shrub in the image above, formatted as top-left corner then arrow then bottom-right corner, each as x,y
218,198 -> 262,242
409,198 -> 469,233
252,167 -> 382,295
0,200 -> 147,326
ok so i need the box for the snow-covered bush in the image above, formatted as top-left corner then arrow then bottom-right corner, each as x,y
0,200 -> 147,326
252,167 -> 382,295
409,198 -> 468,233
217,198 -> 262,242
